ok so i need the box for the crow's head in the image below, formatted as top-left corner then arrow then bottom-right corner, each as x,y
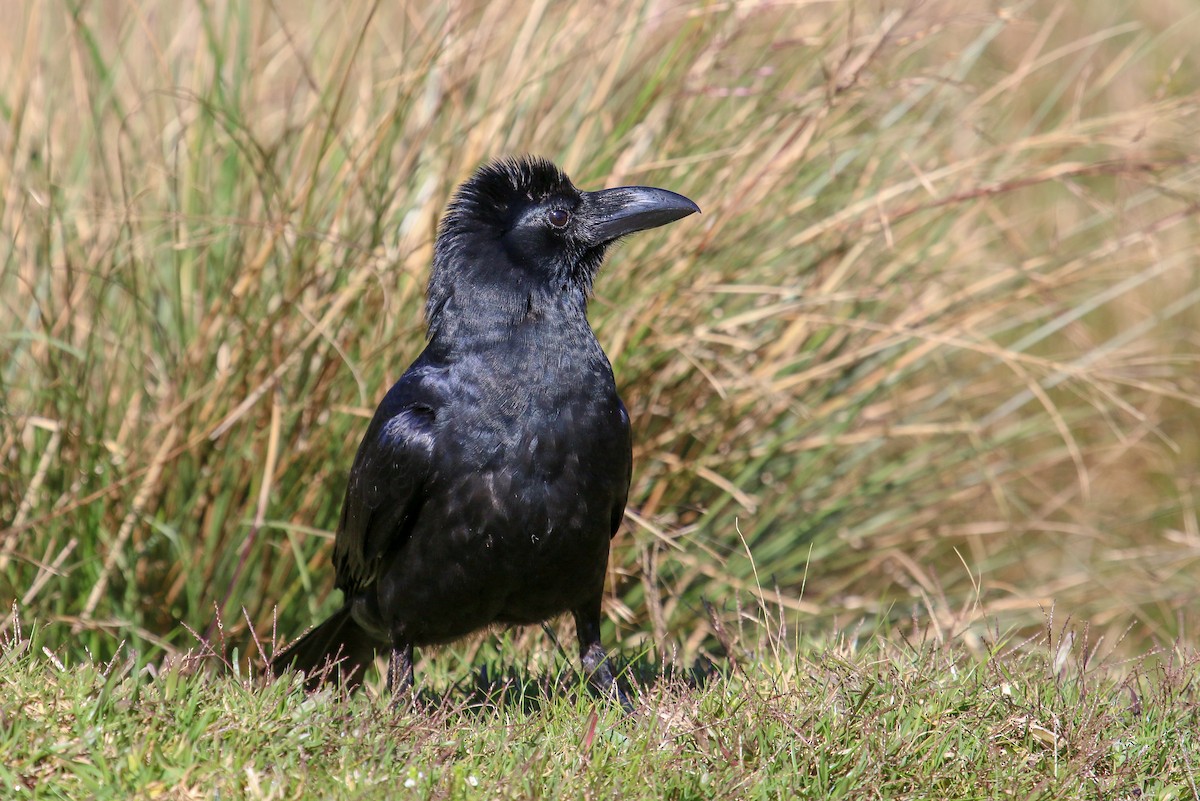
427,156 -> 699,331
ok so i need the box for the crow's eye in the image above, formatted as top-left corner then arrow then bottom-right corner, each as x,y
547,208 -> 570,229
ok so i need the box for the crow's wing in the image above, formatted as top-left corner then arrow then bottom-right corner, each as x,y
611,398 -> 633,538
332,368 -> 439,596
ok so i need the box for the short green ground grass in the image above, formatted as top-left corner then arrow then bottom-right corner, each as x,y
5,617 -> 1197,800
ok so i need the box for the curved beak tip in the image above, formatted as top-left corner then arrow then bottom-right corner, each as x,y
585,185 -> 701,242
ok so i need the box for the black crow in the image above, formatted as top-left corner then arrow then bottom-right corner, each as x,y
271,156 -> 699,706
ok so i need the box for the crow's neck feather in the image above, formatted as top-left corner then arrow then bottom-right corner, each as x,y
426,233 -> 600,340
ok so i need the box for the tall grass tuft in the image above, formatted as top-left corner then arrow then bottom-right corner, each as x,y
2,1 -> 1198,668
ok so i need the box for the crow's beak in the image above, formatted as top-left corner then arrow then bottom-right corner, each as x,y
582,185 -> 701,245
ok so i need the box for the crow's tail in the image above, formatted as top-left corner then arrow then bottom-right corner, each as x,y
270,605 -> 378,691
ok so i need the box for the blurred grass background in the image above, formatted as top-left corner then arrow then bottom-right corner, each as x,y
2,0 -> 1198,671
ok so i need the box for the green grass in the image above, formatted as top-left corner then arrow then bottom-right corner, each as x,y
5,615 -> 1197,800
3,0 -> 1200,795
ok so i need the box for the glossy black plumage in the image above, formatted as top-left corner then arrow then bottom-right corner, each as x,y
270,156 -> 699,704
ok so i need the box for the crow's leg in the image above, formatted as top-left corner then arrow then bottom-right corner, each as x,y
573,599 -> 633,712
386,643 -> 415,708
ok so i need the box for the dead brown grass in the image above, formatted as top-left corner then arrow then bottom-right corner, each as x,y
1,0 -> 1198,665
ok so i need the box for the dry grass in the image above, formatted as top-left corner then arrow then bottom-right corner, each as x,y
1,0 -> 1199,671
